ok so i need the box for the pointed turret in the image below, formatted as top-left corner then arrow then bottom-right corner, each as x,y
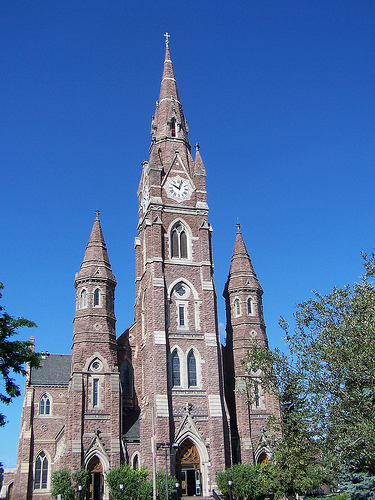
68,210 -> 121,474
228,223 -> 262,293
75,209 -> 116,284
73,210 -> 117,350
223,225 -> 276,465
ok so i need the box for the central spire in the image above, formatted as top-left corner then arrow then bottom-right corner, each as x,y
150,34 -> 190,149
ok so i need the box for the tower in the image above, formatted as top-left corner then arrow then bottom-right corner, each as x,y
223,224 -> 279,464
66,210 -> 121,495
132,36 -> 230,495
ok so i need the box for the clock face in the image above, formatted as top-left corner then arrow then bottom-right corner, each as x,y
167,177 -> 190,201
142,186 -> 149,210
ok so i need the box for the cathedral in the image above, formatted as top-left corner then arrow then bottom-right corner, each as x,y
8,38 -> 279,500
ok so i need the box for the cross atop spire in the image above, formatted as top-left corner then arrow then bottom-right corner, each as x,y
164,32 -> 170,47
95,209 -> 100,220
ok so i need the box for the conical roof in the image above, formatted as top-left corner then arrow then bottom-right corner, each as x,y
75,210 -> 116,283
151,37 -> 189,145
228,224 -> 262,291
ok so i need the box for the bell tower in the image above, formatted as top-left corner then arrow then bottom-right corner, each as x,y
133,35 -> 230,495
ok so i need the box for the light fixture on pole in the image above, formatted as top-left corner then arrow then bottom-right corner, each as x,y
228,480 -> 233,500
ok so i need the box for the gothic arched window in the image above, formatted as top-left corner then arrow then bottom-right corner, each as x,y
121,361 -> 132,397
80,289 -> 87,308
133,454 -> 140,470
254,383 -> 260,408
187,351 -> 197,387
93,379 -> 99,407
94,288 -> 100,307
233,298 -> 241,317
172,351 -> 180,387
247,297 -> 252,315
171,120 -> 176,137
39,394 -> 50,415
171,222 -> 188,259
34,452 -> 48,489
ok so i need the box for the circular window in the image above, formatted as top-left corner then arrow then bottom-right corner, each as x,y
92,361 -> 101,371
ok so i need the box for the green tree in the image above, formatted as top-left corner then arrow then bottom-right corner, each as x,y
341,470 -> 375,500
217,463 -> 272,500
244,252 -> 375,495
51,469 -> 74,500
72,469 -> 90,500
0,282 -> 40,426
155,470 -> 177,500
105,464 -> 149,500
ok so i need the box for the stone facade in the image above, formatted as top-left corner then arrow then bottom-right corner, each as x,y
10,40 -> 279,500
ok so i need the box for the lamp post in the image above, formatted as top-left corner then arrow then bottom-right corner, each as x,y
165,447 -> 169,500
228,480 -> 233,500
119,484 -> 123,499
171,442 -> 178,478
77,485 -> 82,500
175,482 -> 180,500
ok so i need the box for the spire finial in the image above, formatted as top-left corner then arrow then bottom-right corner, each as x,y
236,221 -> 241,232
95,209 -> 100,220
164,32 -> 170,47
195,142 -> 200,151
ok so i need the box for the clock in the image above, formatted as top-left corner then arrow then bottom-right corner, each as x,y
142,186 -> 149,211
166,177 -> 190,201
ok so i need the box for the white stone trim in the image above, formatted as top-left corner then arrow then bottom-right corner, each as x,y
202,281 -> 213,291
208,395 -> 223,417
155,395 -> 169,417
154,330 -> 166,344
204,332 -> 217,346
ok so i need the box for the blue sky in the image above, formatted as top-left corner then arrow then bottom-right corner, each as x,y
1,0 -> 375,468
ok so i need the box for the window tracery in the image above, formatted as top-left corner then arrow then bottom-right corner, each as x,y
34,452 -> 48,489
172,350 -> 181,387
171,222 -> 188,259
187,351 -> 197,387
39,394 -> 50,415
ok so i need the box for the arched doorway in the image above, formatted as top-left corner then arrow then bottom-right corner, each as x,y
87,456 -> 103,500
257,452 -> 269,464
175,439 -> 201,496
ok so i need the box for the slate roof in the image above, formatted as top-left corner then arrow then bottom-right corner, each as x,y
30,354 -> 71,386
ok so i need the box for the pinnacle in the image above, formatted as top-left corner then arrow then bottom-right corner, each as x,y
76,213 -> 116,283
229,225 -> 262,290
194,143 -> 206,173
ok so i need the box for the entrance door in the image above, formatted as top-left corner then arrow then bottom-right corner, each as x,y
175,440 -> 201,496
87,456 -> 103,500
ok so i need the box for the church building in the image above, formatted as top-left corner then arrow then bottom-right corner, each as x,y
9,37 -> 279,500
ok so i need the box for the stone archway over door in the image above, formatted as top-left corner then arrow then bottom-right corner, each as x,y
87,456 -> 103,500
175,439 -> 201,496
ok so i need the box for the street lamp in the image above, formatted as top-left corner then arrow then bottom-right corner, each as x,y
175,482 -> 180,500
228,480 -> 233,500
77,485 -> 82,500
171,442 -> 178,477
